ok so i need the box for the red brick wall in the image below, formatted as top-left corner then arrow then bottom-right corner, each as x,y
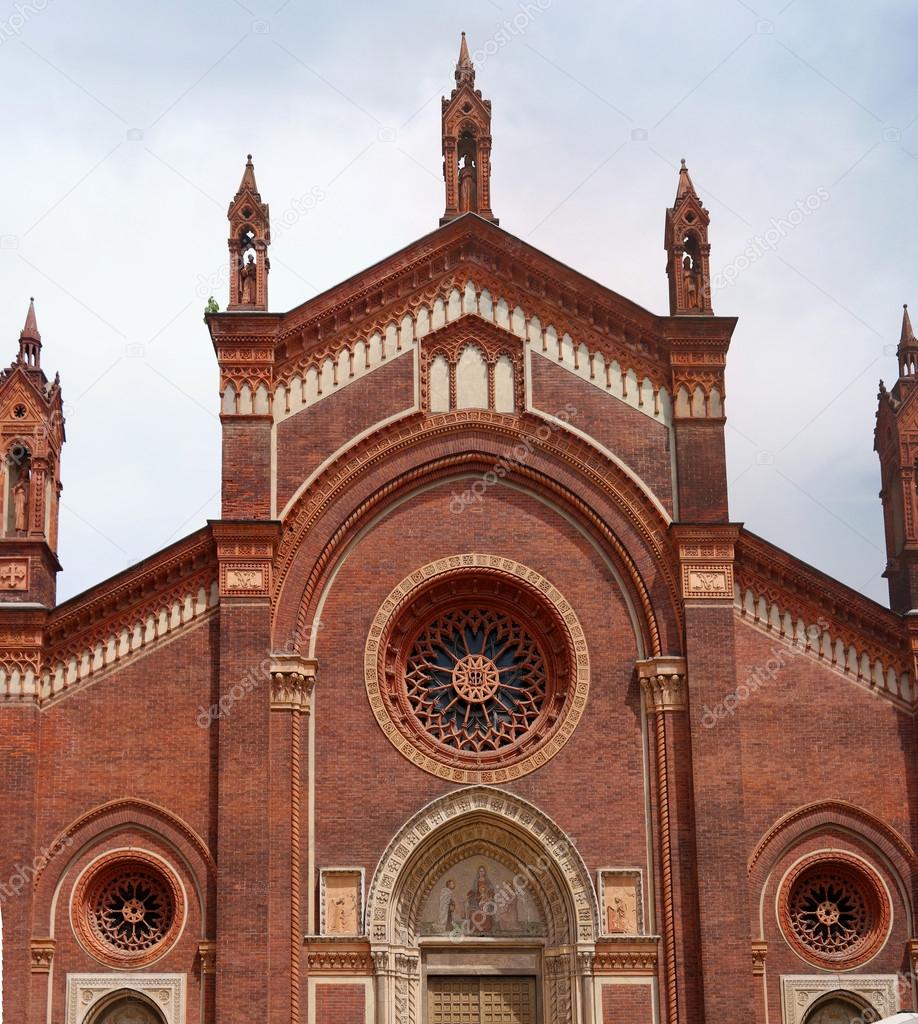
223,416 -> 272,518
310,479 -> 649,915
600,981 -> 655,1022
733,617 -> 917,1021
315,983 -> 366,1023
530,354 -> 674,514
276,352 -> 415,512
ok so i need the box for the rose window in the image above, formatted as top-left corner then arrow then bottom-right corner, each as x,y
366,556 -> 591,783
405,606 -> 548,753
73,853 -> 184,967
779,854 -> 889,969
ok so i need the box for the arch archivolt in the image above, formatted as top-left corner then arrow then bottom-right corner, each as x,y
366,785 -> 599,946
273,412 -> 683,656
366,787 -> 598,1024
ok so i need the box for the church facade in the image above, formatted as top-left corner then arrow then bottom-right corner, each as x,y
3,36 -> 918,1024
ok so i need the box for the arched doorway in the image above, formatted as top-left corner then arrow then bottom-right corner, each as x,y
86,991 -> 166,1024
803,991 -> 878,1023
366,787 -> 599,1024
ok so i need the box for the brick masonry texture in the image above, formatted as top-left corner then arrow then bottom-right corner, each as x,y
2,159 -> 915,1024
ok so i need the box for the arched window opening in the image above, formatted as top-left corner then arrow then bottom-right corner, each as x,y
87,992 -> 167,1024
802,992 -> 878,1023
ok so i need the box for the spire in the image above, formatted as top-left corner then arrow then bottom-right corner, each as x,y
236,154 -> 259,197
676,158 -> 698,201
455,31 -> 475,87
897,303 -> 918,379
18,297 -> 41,368
20,297 -> 40,343
901,303 -> 916,348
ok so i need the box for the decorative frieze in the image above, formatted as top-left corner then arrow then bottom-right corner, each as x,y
305,937 -> 373,975
592,938 -> 659,976
673,524 -> 739,602
213,521 -> 280,599
636,657 -> 687,713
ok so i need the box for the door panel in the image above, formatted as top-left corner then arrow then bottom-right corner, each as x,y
427,976 -> 536,1024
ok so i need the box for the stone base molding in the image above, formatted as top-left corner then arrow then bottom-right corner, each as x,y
780,974 -> 898,1024
65,973 -> 186,1024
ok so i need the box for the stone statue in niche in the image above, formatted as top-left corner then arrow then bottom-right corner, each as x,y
459,163 -> 475,213
602,873 -> 640,935
239,253 -> 257,304
682,253 -> 699,310
13,479 -> 28,533
323,872 -> 361,935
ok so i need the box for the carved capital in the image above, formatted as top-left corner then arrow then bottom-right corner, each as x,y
576,950 -> 595,975
269,654 -> 317,712
752,940 -> 767,975
197,939 -> 216,975
637,657 -> 687,712
30,937 -> 54,973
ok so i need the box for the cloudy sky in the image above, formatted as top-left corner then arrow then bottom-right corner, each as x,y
1,0 -> 916,604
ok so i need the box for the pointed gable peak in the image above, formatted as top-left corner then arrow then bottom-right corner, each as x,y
901,303 -> 916,349
236,153 -> 259,198
675,158 -> 698,203
455,31 -> 475,87
20,297 -> 40,343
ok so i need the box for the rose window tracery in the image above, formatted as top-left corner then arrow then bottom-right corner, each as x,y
405,606 -> 548,753
778,854 -> 889,970
73,852 -> 184,967
365,555 -> 591,783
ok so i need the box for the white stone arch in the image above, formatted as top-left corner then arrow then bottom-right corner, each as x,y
365,786 -> 599,1024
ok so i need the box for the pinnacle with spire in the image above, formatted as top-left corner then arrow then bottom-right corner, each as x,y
20,297 -> 40,343
900,303 -> 916,348
676,158 -> 698,201
455,31 -> 475,87
18,296 -> 41,369
235,153 -> 260,198
896,302 -> 918,380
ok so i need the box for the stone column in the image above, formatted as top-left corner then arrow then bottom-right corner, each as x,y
637,656 -> 705,1024
269,654 -> 316,1024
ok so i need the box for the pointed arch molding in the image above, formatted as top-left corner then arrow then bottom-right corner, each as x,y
275,411 -> 681,655
31,798 -> 216,935
365,786 -> 599,946
748,800 -> 918,933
